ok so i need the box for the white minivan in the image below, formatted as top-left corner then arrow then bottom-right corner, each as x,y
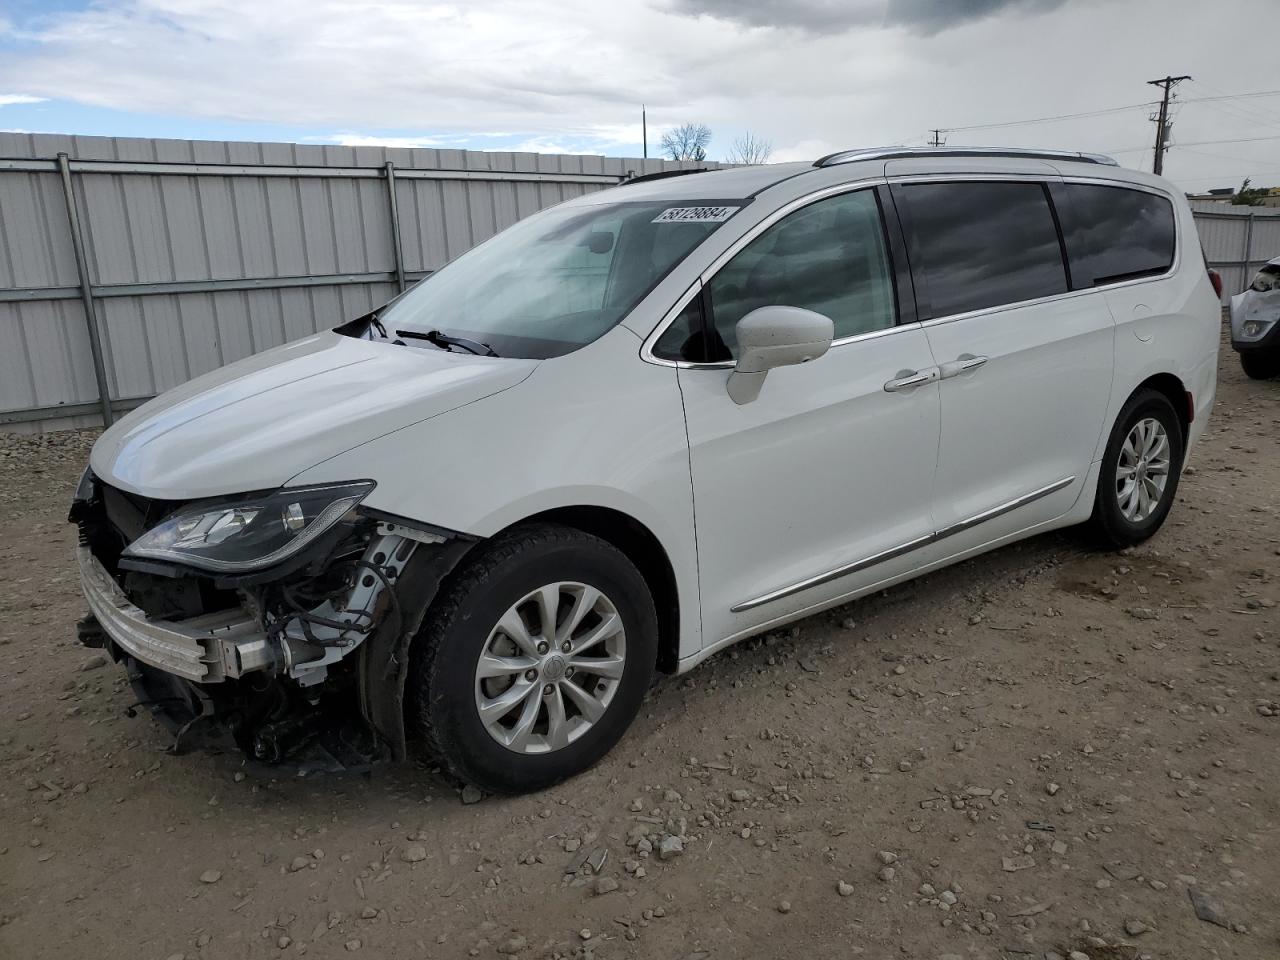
72,147 -> 1220,792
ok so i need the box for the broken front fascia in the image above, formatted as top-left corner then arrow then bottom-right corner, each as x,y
1231,288 -> 1280,347
78,519 -> 431,686
1231,260 -> 1280,349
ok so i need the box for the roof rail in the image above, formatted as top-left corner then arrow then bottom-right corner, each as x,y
814,146 -> 1119,168
621,167 -> 712,185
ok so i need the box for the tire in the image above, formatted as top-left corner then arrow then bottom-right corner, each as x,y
1240,350 -> 1280,380
408,523 -> 657,794
1089,388 -> 1185,549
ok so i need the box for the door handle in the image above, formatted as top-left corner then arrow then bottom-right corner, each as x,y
938,354 -> 989,379
883,368 -> 937,392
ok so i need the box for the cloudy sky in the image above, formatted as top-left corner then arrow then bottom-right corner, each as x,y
1,0 -> 1278,190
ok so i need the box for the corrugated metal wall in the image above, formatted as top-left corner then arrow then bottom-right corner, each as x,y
2,137 -> 1278,432
1190,199 -> 1280,297
0,133 -> 712,431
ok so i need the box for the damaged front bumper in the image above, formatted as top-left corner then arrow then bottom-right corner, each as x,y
78,545 -> 272,682
1230,268 -> 1280,353
72,475 -> 474,762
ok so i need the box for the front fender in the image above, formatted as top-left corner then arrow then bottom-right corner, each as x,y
291,326 -> 704,661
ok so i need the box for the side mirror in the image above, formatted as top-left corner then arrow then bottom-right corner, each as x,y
727,305 -> 834,404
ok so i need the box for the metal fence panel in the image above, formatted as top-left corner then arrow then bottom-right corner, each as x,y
0,298 -> 98,411
1188,200 -> 1280,301
0,169 -> 79,288
1251,217 -> 1280,266
1192,212 -> 1245,264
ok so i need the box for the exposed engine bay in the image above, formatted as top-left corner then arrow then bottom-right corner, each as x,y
69,471 -> 472,765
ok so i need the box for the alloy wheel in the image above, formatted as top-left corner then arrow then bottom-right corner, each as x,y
473,582 -> 627,754
1115,417 -> 1171,523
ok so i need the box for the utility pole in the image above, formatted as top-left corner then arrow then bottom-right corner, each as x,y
928,129 -> 946,147
1147,74 -> 1190,175
642,105 -> 647,159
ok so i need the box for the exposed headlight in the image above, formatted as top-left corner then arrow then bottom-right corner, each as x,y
1250,268 -> 1279,292
122,482 -> 374,573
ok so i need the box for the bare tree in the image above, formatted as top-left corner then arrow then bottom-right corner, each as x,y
726,132 -> 772,165
660,122 -> 712,162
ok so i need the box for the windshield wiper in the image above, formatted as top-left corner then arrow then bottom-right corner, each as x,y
395,329 -> 499,357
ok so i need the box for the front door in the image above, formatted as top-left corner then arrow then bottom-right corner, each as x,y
670,187 -> 942,647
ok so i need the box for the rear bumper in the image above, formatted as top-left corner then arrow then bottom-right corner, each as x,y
76,546 -> 273,683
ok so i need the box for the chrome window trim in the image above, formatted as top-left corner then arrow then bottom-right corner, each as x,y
644,315 -> 919,369
730,475 -> 1075,613
1058,175 -> 1177,197
916,265 -> 1176,332
640,177 -> 886,367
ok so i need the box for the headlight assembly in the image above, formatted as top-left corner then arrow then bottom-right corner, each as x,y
122,482 -> 374,573
1249,267 -> 1279,293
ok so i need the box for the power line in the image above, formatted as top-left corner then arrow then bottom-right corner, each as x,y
1175,134 -> 1280,147
1177,145 -> 1280,172
1190,98 -> 1280,133
928,87 -> 1280,140
939,100 -> 1155,134
1180,89 -> 1280,105
1185,80 -> 1280,130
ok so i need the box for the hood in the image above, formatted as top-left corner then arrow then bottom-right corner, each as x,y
91,331 -> 537,500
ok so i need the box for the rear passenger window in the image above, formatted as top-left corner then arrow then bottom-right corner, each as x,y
1059,184 -> 1175,287
893,181 -> 1068,319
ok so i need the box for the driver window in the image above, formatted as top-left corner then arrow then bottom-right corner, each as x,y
707,189 -> 896,357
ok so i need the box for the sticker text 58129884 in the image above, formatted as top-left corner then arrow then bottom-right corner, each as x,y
652,206 -> 737,224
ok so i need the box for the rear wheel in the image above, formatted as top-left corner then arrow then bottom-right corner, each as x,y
408,524 -> 657,794
1089,389 -> 1184,549
1240,350 -> 1280,380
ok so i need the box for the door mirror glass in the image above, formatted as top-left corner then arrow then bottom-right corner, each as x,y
727,305 -> 834,404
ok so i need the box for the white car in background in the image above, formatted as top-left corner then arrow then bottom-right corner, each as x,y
71,147 -> 1221,794
1230,256 -> 1280,379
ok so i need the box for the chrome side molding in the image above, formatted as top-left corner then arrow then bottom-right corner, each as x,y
730,475 -> 1075,613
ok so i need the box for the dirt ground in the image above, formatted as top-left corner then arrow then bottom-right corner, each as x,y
1,329 -> 1277,960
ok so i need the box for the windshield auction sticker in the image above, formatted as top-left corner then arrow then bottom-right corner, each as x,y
652,205 -> 737,223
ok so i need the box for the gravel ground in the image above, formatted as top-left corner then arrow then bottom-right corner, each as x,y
1,330 -> 1277,960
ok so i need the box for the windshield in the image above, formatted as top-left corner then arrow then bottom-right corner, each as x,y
379,199 -> 743,358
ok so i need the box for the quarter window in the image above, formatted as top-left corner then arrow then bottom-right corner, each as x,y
1059,184 -> 1175,287
893,181 -> 1068,319
652,294 -> 709,362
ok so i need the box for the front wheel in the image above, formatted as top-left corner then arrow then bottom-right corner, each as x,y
1240,350 -> 1280,380
408,524 -> 657,794
1089,389 -> 1184,549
